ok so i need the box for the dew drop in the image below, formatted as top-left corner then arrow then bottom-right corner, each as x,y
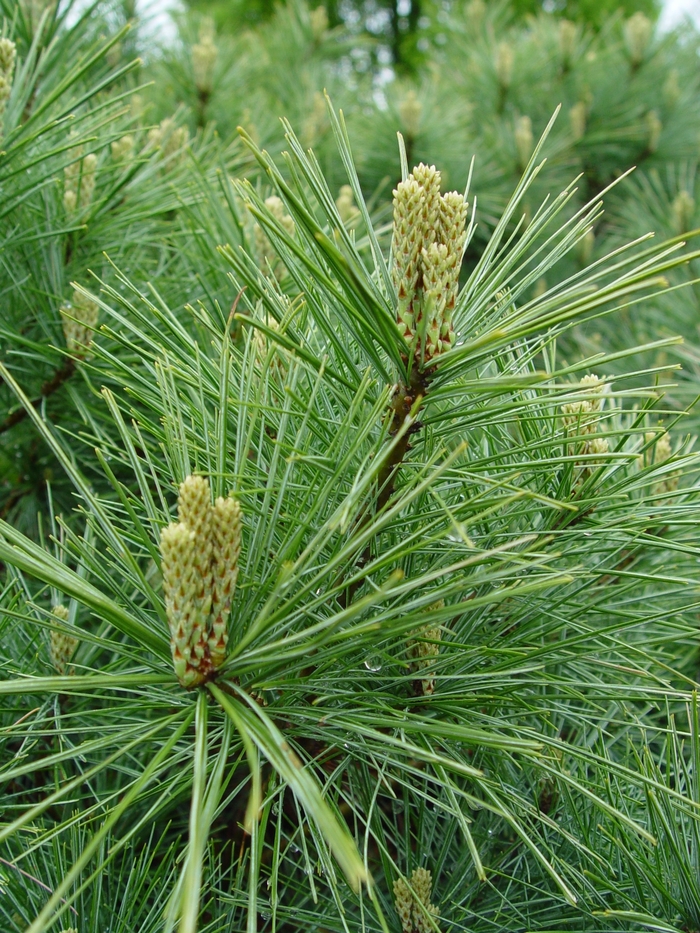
364,655 -> 382,672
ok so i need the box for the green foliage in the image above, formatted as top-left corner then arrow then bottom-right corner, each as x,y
186,0 -> 662,74
510,0 -> 660,28
2,3 -> 700,933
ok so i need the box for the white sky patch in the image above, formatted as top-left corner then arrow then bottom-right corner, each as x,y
137,0 -> 182,44
659,0 -> 700,30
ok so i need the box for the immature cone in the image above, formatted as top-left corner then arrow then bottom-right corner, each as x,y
421,243 -> 451,359
336,184 -> 360,226
60,288 -> 99,357
412,868 -> 439,933
439,191 -> 468,349
569,101 -> 586,141
649,431 -> 671,464
178,475 -> 214,661
80,154 -> 97,207
466,0 -> 485,24
392,176 -> 426,341
558,19 -> 576,69
192,17 -> 217,94
515,115 -> 533,171
642,430 -> 679,496
394,868 -> 441,933
254,195 -> 296,279
496,41 -> 513,89
111,134 -> 135,162
562,375 -> 609,472
577,228 -> 595,266
411,163 -> 442,241
409,599 -> 443,696
147,117 -> 189,163
411,625 -> 441,696
131,93 -> 145,120
161,476 -> 242,687
625,12 -> 652,69
0,37 -> 16,126
562,374 -> 605,434
645,110 -> 662,153
209,496 -> 242,666
63,140 -> 98,214
672,190 -> 695,235
253,308 -> 289,376
391,164 -> 468,362
399,90 -> 422,139
393,878 -> 414,933
63,143 -> 83,214
302,90 -> 327,147
160,522 -> 202,687
264,195 -> 295,238
583,434 -> 609,465
49,605 -> 78,675
310,5 -> 328,41
664,69 -> 680,109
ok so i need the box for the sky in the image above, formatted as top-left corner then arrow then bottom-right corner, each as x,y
659,0 -> 700,28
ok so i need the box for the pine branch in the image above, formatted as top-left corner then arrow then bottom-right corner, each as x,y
0,358 -> 75,435
340,366 -> 429,607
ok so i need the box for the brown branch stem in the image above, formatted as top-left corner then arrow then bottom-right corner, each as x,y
0,358 -> 76,434
340,364 -> 429,607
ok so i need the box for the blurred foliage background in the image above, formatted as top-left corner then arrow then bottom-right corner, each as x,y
143,0 -> 700,405
186,0 -> 662,71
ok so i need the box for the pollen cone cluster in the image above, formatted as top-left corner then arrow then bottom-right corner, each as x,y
408,599 -> 443,696
253,195 -> 296,280
160,475 -> 242,688
60,288 -> 99,357
192,17 -> 218,95
49,605 -> 78,675
147,117 -> 189,163
624,11 -> 652,69
63,136 -> 98,215
391,164 -> 468,363
111,134 -> 135,163
561,374 -> 609,471
0,38 -> 16,128
641,429 -> 679,497
336,184 -> 360,226
393,867 -> 440,933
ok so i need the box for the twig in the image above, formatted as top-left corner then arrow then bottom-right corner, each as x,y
340,364 -> 430,607
0,358 -> 76,434
0,857 -> 79,915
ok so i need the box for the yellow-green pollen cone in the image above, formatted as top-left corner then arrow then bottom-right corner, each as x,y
0,37 -> 16,128
49,605 -> 79,675
393,867 -> 441,933
391,163 -> 468,364
160,476 -> 242,688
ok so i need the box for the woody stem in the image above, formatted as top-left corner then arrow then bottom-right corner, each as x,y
340,365 -> 429,607
0,358 -> 76,435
